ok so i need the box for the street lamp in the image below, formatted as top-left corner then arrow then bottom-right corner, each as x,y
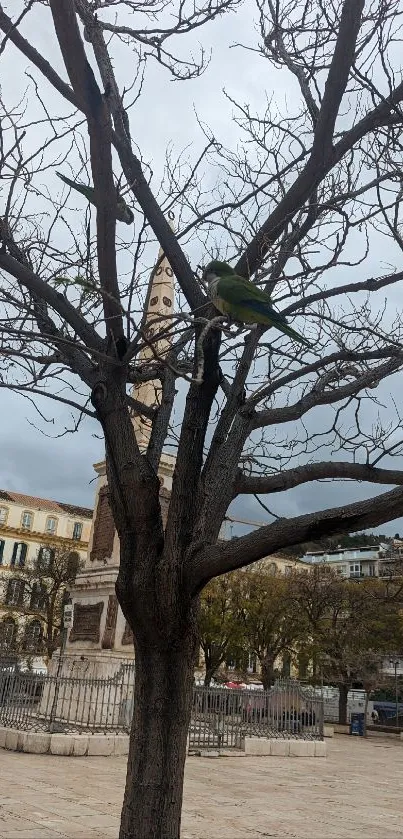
389,659 -> 399,727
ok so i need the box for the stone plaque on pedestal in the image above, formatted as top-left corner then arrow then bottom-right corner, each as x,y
121,620 -> 134,646
69,602 -> 104,643
102,595 -> 118,649
90,486 -> 115,562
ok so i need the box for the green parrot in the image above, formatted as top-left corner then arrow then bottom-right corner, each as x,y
57,172 -> 134,225
203,260 -> 311,347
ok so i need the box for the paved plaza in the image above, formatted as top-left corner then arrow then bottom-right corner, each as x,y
1,736 -> 403,838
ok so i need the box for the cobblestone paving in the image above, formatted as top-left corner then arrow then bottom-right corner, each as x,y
1,736 -> 403,838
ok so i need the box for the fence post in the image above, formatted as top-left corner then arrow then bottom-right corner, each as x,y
49,628 -> 67,731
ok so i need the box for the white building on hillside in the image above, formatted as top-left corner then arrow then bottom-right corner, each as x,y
302,543 -> 397,579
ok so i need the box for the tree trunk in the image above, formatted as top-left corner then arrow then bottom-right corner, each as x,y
260,656 -> 275,690
119,632 -> 197,839
204,669 -> 213,687
338,683 -> 349,725
363,690 -> 369,737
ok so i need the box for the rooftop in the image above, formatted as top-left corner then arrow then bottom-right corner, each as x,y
0,490 -> 93,519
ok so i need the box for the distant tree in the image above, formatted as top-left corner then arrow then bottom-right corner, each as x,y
288,566 -> 337,682
234,564 -> 302,689
292,568 -> 403,723
199,573 -> 243,685
1,546 -> 82,661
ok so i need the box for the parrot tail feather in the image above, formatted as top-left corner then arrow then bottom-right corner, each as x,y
247,299 -> 312,347
277,320 -> 312,348
57,172 -> 94,204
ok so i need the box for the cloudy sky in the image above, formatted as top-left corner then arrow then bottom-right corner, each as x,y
1,1 -> 403,536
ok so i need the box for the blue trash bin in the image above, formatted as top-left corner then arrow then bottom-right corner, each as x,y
350,712 -> 365,736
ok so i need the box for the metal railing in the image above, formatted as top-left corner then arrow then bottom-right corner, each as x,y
0,661 -> 323,747
189,680 -> 324,749
0,659 -> 135,734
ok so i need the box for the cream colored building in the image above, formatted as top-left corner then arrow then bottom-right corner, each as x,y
260,554 -> 305,575
0,490 -> 92,655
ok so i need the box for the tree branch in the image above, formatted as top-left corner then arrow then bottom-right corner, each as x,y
75,0 -> 205,314
0,252 -> 103,354
0,6 -> 79,110
187,485 -> 403,592
236,8 -> 403,279
0,382 -> 95,417
146,366 -> 176,471
311,0 -> 365,163
250,357 -> 403,430
126,394 -> 156,421
0,3 -> 206,316
246,346 -> 403,408
234,461 -> 403,497
284,269 -> 403,317
105,84 -> 206,317
49,0 -> 123,350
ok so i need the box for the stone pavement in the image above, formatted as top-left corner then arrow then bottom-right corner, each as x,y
1,736 -> 403,838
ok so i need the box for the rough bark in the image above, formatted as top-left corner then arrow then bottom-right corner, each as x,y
204,669 -> 214,687
338,683 -> 349,725
119,625 -> 198,839
260,655 -> 275,690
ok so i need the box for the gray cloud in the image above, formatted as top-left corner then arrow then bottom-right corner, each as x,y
0,389 -> 102,509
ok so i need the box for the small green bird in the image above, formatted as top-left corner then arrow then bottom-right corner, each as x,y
203,260 -> 311,347
57,172 -> 134,225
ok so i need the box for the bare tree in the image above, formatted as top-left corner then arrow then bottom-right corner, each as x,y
2,546 -> 82,662
3,0 -> 403,836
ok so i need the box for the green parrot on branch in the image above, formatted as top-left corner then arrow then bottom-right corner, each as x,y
57,172 -> 134,225
203,260 -> 312,347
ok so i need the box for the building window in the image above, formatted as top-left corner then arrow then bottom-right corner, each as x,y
0,540 -> 4,565
23,620 -> 43,653
37,546 -> 54,571
6,578 -> 25,607
21,511 -> 33,530
72,522 -> 82,541
0,617 -> 17,651
30,582 -> 47,612
349,563 -> 362,578
11,542 -> 27,567
0,506 -> 9,525
45,516 -> 57,535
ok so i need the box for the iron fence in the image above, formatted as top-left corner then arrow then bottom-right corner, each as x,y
0,660 -> 323,747
189,681 -> 324,749
0,659 -> 135,734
